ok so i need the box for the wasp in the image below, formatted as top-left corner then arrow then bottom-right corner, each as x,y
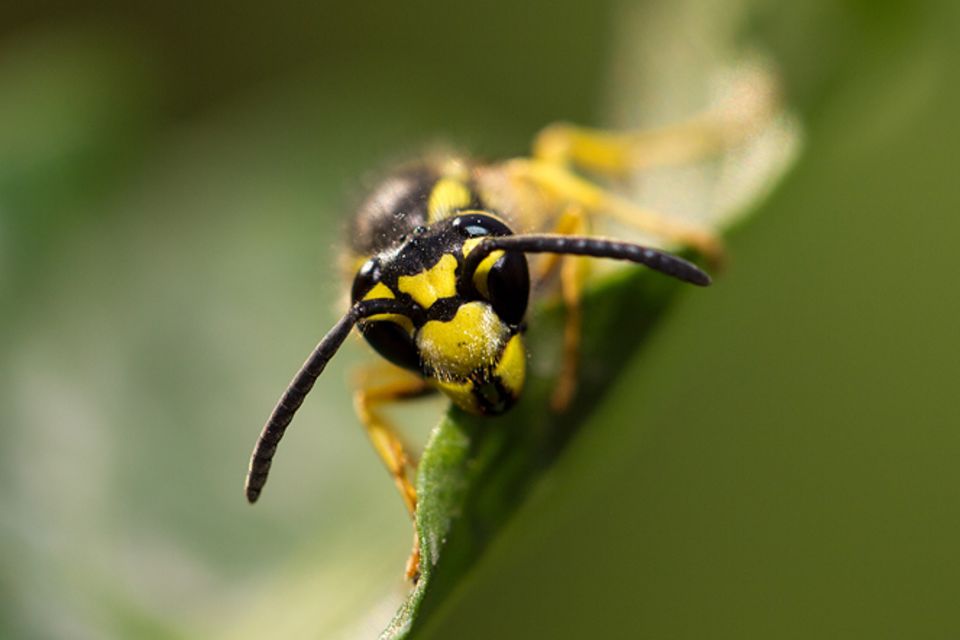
245,116 -> 732,579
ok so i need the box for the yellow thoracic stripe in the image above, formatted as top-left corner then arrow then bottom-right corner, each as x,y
397,253 -> 458,309
427,177 -> 472,223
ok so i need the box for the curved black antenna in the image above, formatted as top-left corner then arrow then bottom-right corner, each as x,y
462,234 -> 712,288
245,298 -> 413,503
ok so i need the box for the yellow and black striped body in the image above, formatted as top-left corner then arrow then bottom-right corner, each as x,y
348,159 -> 531,415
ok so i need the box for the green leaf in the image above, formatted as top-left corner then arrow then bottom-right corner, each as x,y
382,261 -> 704,638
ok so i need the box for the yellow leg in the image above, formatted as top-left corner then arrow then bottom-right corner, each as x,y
353,366 -> 434,580
530,201 -> 587,285
526,204 -> 590,412
533,98 -> 772,176
525,110 -> 767,265
507,158 -> 725,265
541,205 -> 590,412
523,115 -> 746,406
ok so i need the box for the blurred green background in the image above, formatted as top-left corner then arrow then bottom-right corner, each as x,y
2,1 -> 958,638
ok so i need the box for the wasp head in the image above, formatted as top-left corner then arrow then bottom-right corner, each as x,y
350,213 -> 530,415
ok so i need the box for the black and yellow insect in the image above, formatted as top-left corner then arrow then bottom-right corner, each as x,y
245,118 -> 728,577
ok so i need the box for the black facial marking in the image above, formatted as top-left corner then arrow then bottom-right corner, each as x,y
357,320 -> 421,372
472,377 -> 515,415
350,209 -> 532,374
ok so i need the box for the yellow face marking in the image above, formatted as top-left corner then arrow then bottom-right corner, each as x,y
494,334 -> 525,398
427,178 -> 472,223
417,301 -> 507,381
473,251 -> 504,299
462,237 -> 503,299
366,314 -> 414,334
432,378 -> 480,414
362,282 -> 395,300
360,283 -> 413,333
397,253 -> 458,309
462,237 -> 483,257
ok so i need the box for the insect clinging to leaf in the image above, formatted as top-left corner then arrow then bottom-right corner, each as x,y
245,114 -> 738,580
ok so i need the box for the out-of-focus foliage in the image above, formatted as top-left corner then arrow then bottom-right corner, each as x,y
0,3 -> 611,638
1,0 -> 958,639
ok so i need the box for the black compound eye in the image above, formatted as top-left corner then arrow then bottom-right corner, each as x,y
451,213 -> 513,238
350,258 -> 381,302
486,251 -> 529,325
358,320 -> 421,372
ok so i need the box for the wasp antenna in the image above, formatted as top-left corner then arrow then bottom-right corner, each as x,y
463,234 -> 711,287
245,298 -> 411,503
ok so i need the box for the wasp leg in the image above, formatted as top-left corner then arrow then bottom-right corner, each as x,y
507,158 -> 725,265
523,108 -> 771,265
529,200 -> 587,285
353,366 -> 435,581
533,97 -> 772,176
531,205 -> 591,412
